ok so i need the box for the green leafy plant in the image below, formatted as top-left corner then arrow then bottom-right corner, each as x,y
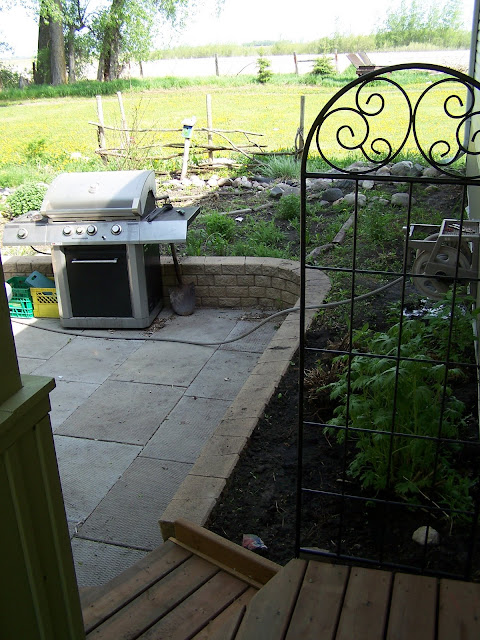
257,56 -> 272,84
262,155 -> 299,181
310,56 -> 335,77
275,194 -> 300,221
203,212 -> 236,241
6,182 -> 48,218
324,304 -> 477,520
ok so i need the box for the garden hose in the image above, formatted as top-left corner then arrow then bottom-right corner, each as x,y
11,277 -> 403,346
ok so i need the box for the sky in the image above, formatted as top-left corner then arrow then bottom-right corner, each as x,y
0,0 -> 476,58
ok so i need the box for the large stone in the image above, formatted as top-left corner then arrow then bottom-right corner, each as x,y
322,187 -> 344,202
391,192 -> 414,207
343,192 -> 367,206
412,526 -> 440,546
391,160 -> 420,177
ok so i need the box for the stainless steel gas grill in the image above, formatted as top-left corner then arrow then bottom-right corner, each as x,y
3,170 -> 199,329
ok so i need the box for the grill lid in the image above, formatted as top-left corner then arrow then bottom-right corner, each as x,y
40,170 -> 157,221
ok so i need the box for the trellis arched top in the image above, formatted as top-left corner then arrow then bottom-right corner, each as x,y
302,63 -> 480,180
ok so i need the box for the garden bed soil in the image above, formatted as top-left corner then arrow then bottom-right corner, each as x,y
207,316 -> 480,579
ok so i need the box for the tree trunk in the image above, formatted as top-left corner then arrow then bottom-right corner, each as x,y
50,16 -> 67,85
35,13 -> 51,84
34,0 -> 67,86
67,25 -> 76,83
100,0 -> 123,81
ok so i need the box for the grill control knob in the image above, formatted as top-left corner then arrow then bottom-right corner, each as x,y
86,225 -> 97,236
17,228 -> 28,239
111,224 -> 122,235
76,226 -> 85,235
63,226 -> 72,236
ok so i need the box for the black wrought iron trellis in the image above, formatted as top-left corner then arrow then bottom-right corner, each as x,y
297,63 -> 480,580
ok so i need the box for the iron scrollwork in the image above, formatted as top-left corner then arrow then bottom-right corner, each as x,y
308,63 -> 480,178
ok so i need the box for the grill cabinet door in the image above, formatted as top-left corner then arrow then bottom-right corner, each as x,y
64,245 -> 132,317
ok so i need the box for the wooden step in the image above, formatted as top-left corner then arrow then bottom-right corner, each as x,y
80,519 -> 281,639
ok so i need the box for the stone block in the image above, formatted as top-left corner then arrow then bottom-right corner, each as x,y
249,286 -> 266,298
197,274 -> 215,286
208,286 -> 227,297
236,275 -> 255,286
218,297 -> 241,308
159,497 -> 217,540
216,416 -> 259,438
214,275 -> 237,287
173,475 -> 226,500
221,258 -> 246,274
190,452 -> 239,479
254,275 -> 272,287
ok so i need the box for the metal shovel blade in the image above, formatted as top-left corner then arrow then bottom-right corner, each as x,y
169,243 -> 195,316
169,281 -> 196,316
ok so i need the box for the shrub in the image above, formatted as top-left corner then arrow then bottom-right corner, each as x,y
6,182 -> 48,218
276,194 -> 300,221
310,56 -> 335,77
203,212 -> 236,241
257,56 -> 272,84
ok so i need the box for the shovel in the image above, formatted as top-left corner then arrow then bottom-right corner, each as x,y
169,243 -> 195,316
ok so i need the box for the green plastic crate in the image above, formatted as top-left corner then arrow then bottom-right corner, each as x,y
7,277 -> 34,318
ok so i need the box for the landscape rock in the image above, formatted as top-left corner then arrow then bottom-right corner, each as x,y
423,167 -> 441,178
412,526 -> 440,546
190,175 -> 206,188
361,180 -> 375,190
322,187 -> 344,202
207,175 -> 220,187
376,165 -> 391,177
252,176 -> 275,184
343,192 -> 367,206
391,192 -> 414,207
333,178 -> 355,190
306,178 -> 331,191
217,177 -> 233,187
391,160 -> 421,177
269,183 -> 300,198
233,176 -> 253,189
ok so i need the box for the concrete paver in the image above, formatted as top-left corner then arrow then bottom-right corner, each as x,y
32,336 -> 144,384
54,435 -> 141,524
56,380 -> 184,445
185,350 -> 259,401
141,396 -> 231,463
49,380 -> 99,430
78,457 -> 192,550
111,340 -> 215,386
11,308 -> 277,587
71,538 -> 147,588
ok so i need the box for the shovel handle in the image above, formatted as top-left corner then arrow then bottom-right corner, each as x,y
170,243 -> 183,286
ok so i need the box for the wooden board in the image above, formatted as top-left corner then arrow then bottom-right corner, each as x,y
82,541 -> 191,632
139,571 -> 250,639
191,588 -> 256,640
386,573 -> 437,640
86,555 -> 218,639
172,518 -> 280,587
438,578 -> 480,640
235,559 -> 307,640
336,567 -> 392,640
286,562 -> 349,640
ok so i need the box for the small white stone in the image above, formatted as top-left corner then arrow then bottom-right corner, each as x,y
412,526 -> 440,546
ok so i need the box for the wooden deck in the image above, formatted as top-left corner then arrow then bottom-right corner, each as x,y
81,520 -> 480,639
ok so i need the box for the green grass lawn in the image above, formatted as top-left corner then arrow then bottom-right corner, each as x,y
0,73 -> 468,179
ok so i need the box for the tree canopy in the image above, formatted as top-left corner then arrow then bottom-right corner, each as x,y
376,0 -> 465,48
34,0 -> 198,84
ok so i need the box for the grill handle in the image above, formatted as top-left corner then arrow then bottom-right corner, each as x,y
71,258 -> 119,264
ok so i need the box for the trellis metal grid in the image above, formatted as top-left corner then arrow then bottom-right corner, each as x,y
297,63 -> 480,580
